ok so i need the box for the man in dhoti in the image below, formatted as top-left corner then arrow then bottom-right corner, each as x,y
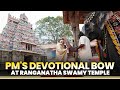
77,32 -> 93,62
56,38 -> 68,62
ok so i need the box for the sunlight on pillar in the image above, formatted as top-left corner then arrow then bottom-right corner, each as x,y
79,24 -> 84,31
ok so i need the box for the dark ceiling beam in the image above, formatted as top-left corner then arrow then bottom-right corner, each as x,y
63,11 -> 91,24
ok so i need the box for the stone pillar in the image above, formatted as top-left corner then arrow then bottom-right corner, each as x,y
12,51 -> 20,62
0,51 -> 2,62
20,53 -> 24,61
1,51 -> 9,62
71,24 -> 80,61
9,51 -> 12,61
69,11 -> 80,61
33,55 -> 37,62
36,54 -> 41,61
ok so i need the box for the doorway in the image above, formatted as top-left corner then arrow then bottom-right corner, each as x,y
24,55 -> 33,62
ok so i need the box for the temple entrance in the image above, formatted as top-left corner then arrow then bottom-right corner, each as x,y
24,55 -> 33,62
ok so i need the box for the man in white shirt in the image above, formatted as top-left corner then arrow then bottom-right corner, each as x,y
77,32 -> 92,62
63,32 -> 98,62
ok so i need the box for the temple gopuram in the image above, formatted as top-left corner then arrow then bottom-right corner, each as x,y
0,13 -> 42,63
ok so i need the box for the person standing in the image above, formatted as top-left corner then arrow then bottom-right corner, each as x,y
63,33 -> 96,62
77,32 -> 92,62
56,38 -> 68,62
